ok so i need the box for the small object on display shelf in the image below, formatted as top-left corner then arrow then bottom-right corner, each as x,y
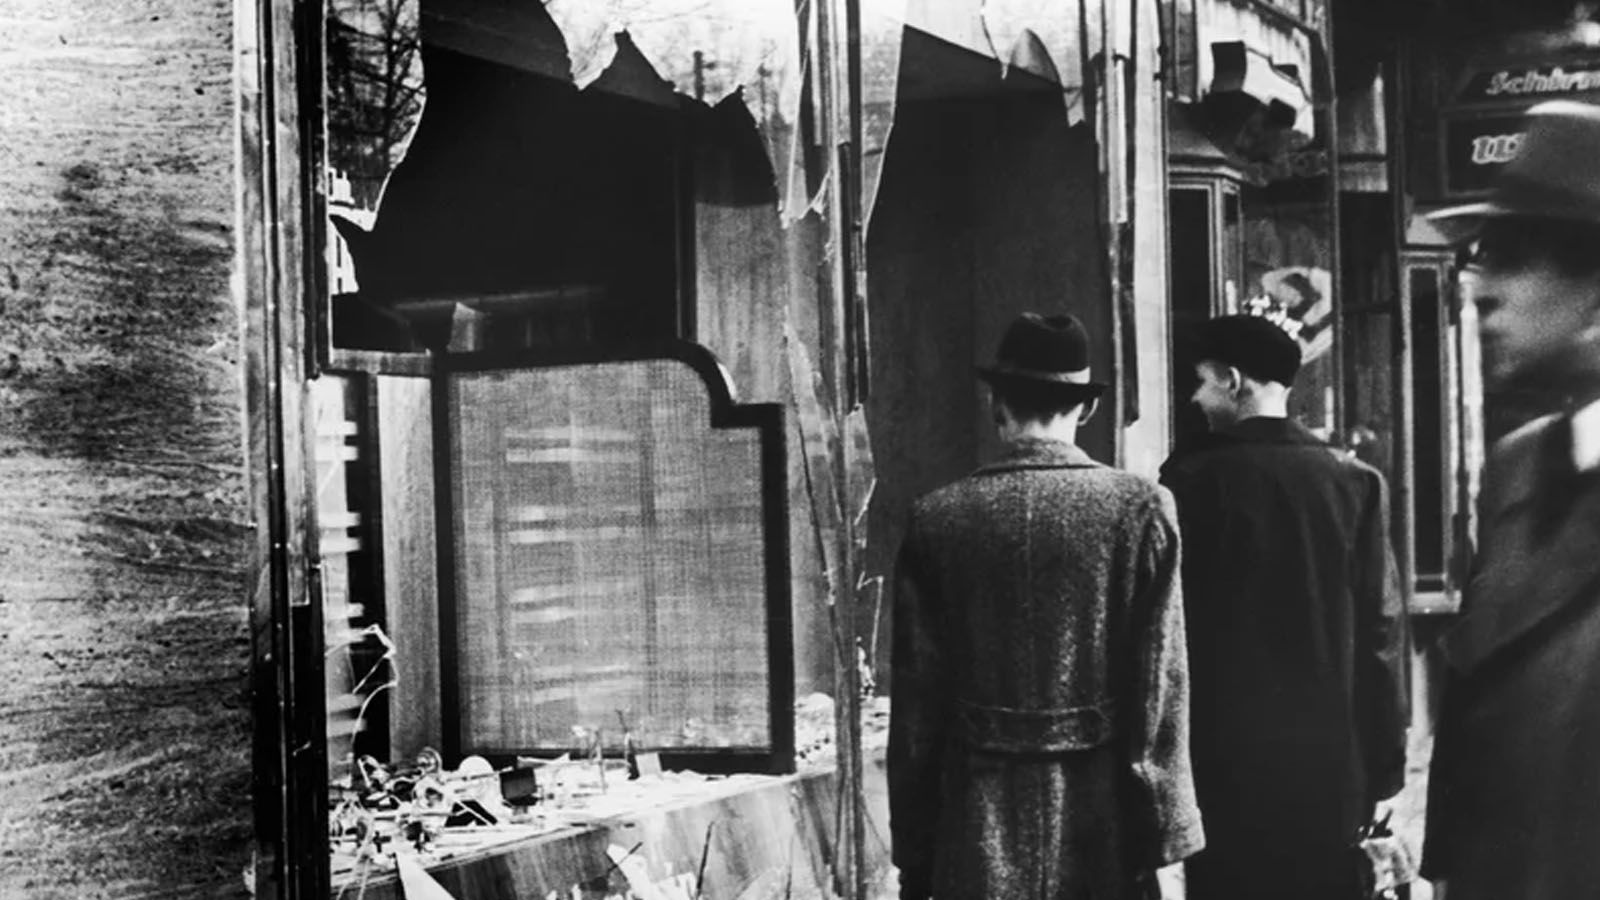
793,692 -> 892,768
634,751 -> 664,779
1358,808 -> 1418,900
857,640 -> 877,700
499,759 -> 540,807
404,774 -> 451,850
415,746 -> 443,775
618,709 -> 640,781
330,749 -> 543,866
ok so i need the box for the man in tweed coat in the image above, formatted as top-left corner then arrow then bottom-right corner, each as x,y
889,312 -> 1204,900
1160,315 -> 1407,900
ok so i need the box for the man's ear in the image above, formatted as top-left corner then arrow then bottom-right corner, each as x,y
1582,279 -> 1600,341
1080,395 -> 1100,424
991,392 -> 1010,427
1224,366 -> 1246,395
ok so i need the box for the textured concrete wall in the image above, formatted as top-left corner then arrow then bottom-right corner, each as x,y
0,0 -> 250,896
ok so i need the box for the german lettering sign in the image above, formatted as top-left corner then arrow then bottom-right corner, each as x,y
1441,114 -> 1527,196
1458,61 -> 1600,104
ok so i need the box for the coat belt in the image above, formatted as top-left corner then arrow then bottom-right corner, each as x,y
954,698 -> 1118,754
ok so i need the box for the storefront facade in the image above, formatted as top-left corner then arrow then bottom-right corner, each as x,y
1381,0 -> 1600,720
1398,11 -> 1600,620
240,0 -> 1176,897
1161,0 -> 1339,453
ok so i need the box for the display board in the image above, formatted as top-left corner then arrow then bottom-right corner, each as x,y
443,354 -> 791,768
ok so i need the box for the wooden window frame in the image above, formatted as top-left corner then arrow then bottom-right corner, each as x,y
429,340 -> 796,775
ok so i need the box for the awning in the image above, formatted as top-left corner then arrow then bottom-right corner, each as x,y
1208,40 -> 1314,142
1167,101 -> 1256,181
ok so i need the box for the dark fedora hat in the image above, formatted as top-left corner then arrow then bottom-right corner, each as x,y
1428,100 -> 1600,227
976,312 -> 1108,395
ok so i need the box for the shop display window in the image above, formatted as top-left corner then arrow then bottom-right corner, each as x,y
1167,176 -> 1245,451
315,347 -> 794,769
309,347 -> 793,894
1403,260 -> 1481,614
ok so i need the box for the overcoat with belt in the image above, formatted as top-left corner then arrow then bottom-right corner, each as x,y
1422,412 -> 1600,900
1158,417 -> 1407,897
889,439 -> 1205,900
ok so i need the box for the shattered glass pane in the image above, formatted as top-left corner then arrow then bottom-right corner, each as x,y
325,0 -> 821,352
549,0 -> 808,218
861,0 -> 905,223
548,0 -> 799,107
981,0 -> 1087,103
325,0 -> 426,295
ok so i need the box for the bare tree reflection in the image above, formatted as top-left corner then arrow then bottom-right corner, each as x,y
327,0 -> 425,210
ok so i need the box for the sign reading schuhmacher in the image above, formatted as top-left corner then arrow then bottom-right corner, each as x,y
1458,61 -> 1600,103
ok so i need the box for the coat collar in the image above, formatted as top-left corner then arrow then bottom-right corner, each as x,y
1217,415 -> 1326,447
1440,415 -> 1600,674
1483,413 -> 1562,510
974,437 -> 1102,475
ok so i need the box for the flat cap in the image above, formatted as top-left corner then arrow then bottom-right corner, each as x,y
1189,314 -> 1302,386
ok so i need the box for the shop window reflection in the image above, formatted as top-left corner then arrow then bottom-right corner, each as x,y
1241,189 -> 1336,439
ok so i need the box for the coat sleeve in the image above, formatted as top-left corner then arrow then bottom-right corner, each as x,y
1158,456 -> 1223,608
1123,488 -> 1206,869
1419,669 -> 1463,880
888,520 -> 947,893
1355,469 -> 1408,806
1423,452 -> 1504,880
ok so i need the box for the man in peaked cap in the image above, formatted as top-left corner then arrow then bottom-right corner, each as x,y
889,312 -> 1204,900
1421,100 -> 1600,900
1159,314 -> 1407,900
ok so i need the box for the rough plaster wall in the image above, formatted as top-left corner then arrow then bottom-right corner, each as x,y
1121,0 -> 1174,481
0,0 -> 250,896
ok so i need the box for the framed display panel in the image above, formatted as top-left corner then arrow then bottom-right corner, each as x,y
1402,258 -> 1482,615
436,343 -> 793,773
1168,176 -> 1245,452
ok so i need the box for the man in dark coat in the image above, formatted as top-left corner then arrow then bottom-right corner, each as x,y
1159,314 -> 1407,900
889,312 -> 1204,900
1421,100 -> 1600,900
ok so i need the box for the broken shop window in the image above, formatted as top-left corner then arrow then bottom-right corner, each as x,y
315,352 -> 807,897
323,0 -> 806,356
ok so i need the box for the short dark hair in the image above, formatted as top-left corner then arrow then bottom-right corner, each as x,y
989,375 -> 1091,421
1464,216 -> 1600,278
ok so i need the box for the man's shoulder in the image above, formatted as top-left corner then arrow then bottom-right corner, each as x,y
1338,451 -> 1390,487
1491,412 -> 1562,464
914,463 -> 1167,512
1476,413 -> 1563,513
1159,436 -> 1259,483
1101,467 -> 1174,510
1163,435 -> 1390,497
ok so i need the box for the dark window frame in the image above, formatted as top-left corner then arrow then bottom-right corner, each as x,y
428,340 -> 796,775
